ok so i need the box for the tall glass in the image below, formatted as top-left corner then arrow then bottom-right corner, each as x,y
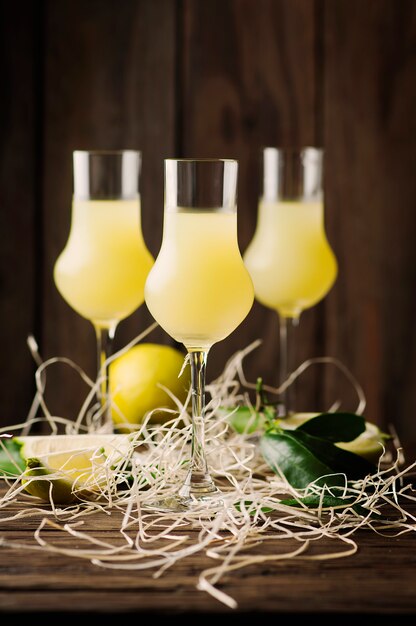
244,148 -> 337,415
145,159 -> 254,510
54,150 -> 154,430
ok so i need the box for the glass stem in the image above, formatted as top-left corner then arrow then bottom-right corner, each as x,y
278,315 -> 299,416
178,350 -> 217,499
94,323 -> 117,432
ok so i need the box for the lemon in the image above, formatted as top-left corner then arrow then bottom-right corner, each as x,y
109,343 -> 190,431
276,413 -> 387,463
17,434 -> 132,504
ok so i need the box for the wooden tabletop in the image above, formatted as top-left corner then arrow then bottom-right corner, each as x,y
0,487 -> 415,621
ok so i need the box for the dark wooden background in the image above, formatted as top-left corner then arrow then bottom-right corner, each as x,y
1,0 -> 415,442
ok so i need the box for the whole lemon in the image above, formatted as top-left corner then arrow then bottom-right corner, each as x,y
109,343 -> 190,431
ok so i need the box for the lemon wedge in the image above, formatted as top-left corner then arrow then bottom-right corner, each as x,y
19,434 -> 133,504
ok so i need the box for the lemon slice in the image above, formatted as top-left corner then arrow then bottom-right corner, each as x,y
19,434 -> 133,504
275,413 -> 318,429
336,422 -> 387,462
276,413 -> 387,463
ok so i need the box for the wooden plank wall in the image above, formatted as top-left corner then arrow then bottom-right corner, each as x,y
0,1 -> 38,425
323,0 -> 416,437
1,0 -> 415,441
41,0 -> 177,419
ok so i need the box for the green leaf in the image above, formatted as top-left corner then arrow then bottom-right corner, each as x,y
0,438 -> 26,477
290,430 -> 376,480
234,500 -> 274,515
280,494 -> 373,517
261,424 -> 376,490
260,430 -> 344,489
296,412 -> 366,442
263,406 -> 277,422
226,406 -> 267,434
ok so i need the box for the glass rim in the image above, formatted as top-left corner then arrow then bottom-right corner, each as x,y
73,149 -> 141,156
263,146 -> 323,155
164,158 -> 238,211
72,150 -> 141,200
165,158 -> 238,164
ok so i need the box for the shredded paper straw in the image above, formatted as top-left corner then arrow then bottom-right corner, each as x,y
0,327 -> 414,609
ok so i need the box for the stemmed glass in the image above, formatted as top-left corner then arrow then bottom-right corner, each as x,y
244,148 -> 337,415
144,158 -> 254,510
54,150 -> 154,431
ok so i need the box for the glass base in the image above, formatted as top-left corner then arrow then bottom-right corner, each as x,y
142,473 -> 223,513
142,494 -> 223,514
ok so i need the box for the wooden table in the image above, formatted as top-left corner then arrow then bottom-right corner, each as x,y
0,486 -> 415,621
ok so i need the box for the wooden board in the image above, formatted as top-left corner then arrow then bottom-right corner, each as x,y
0,493 -> 415,616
